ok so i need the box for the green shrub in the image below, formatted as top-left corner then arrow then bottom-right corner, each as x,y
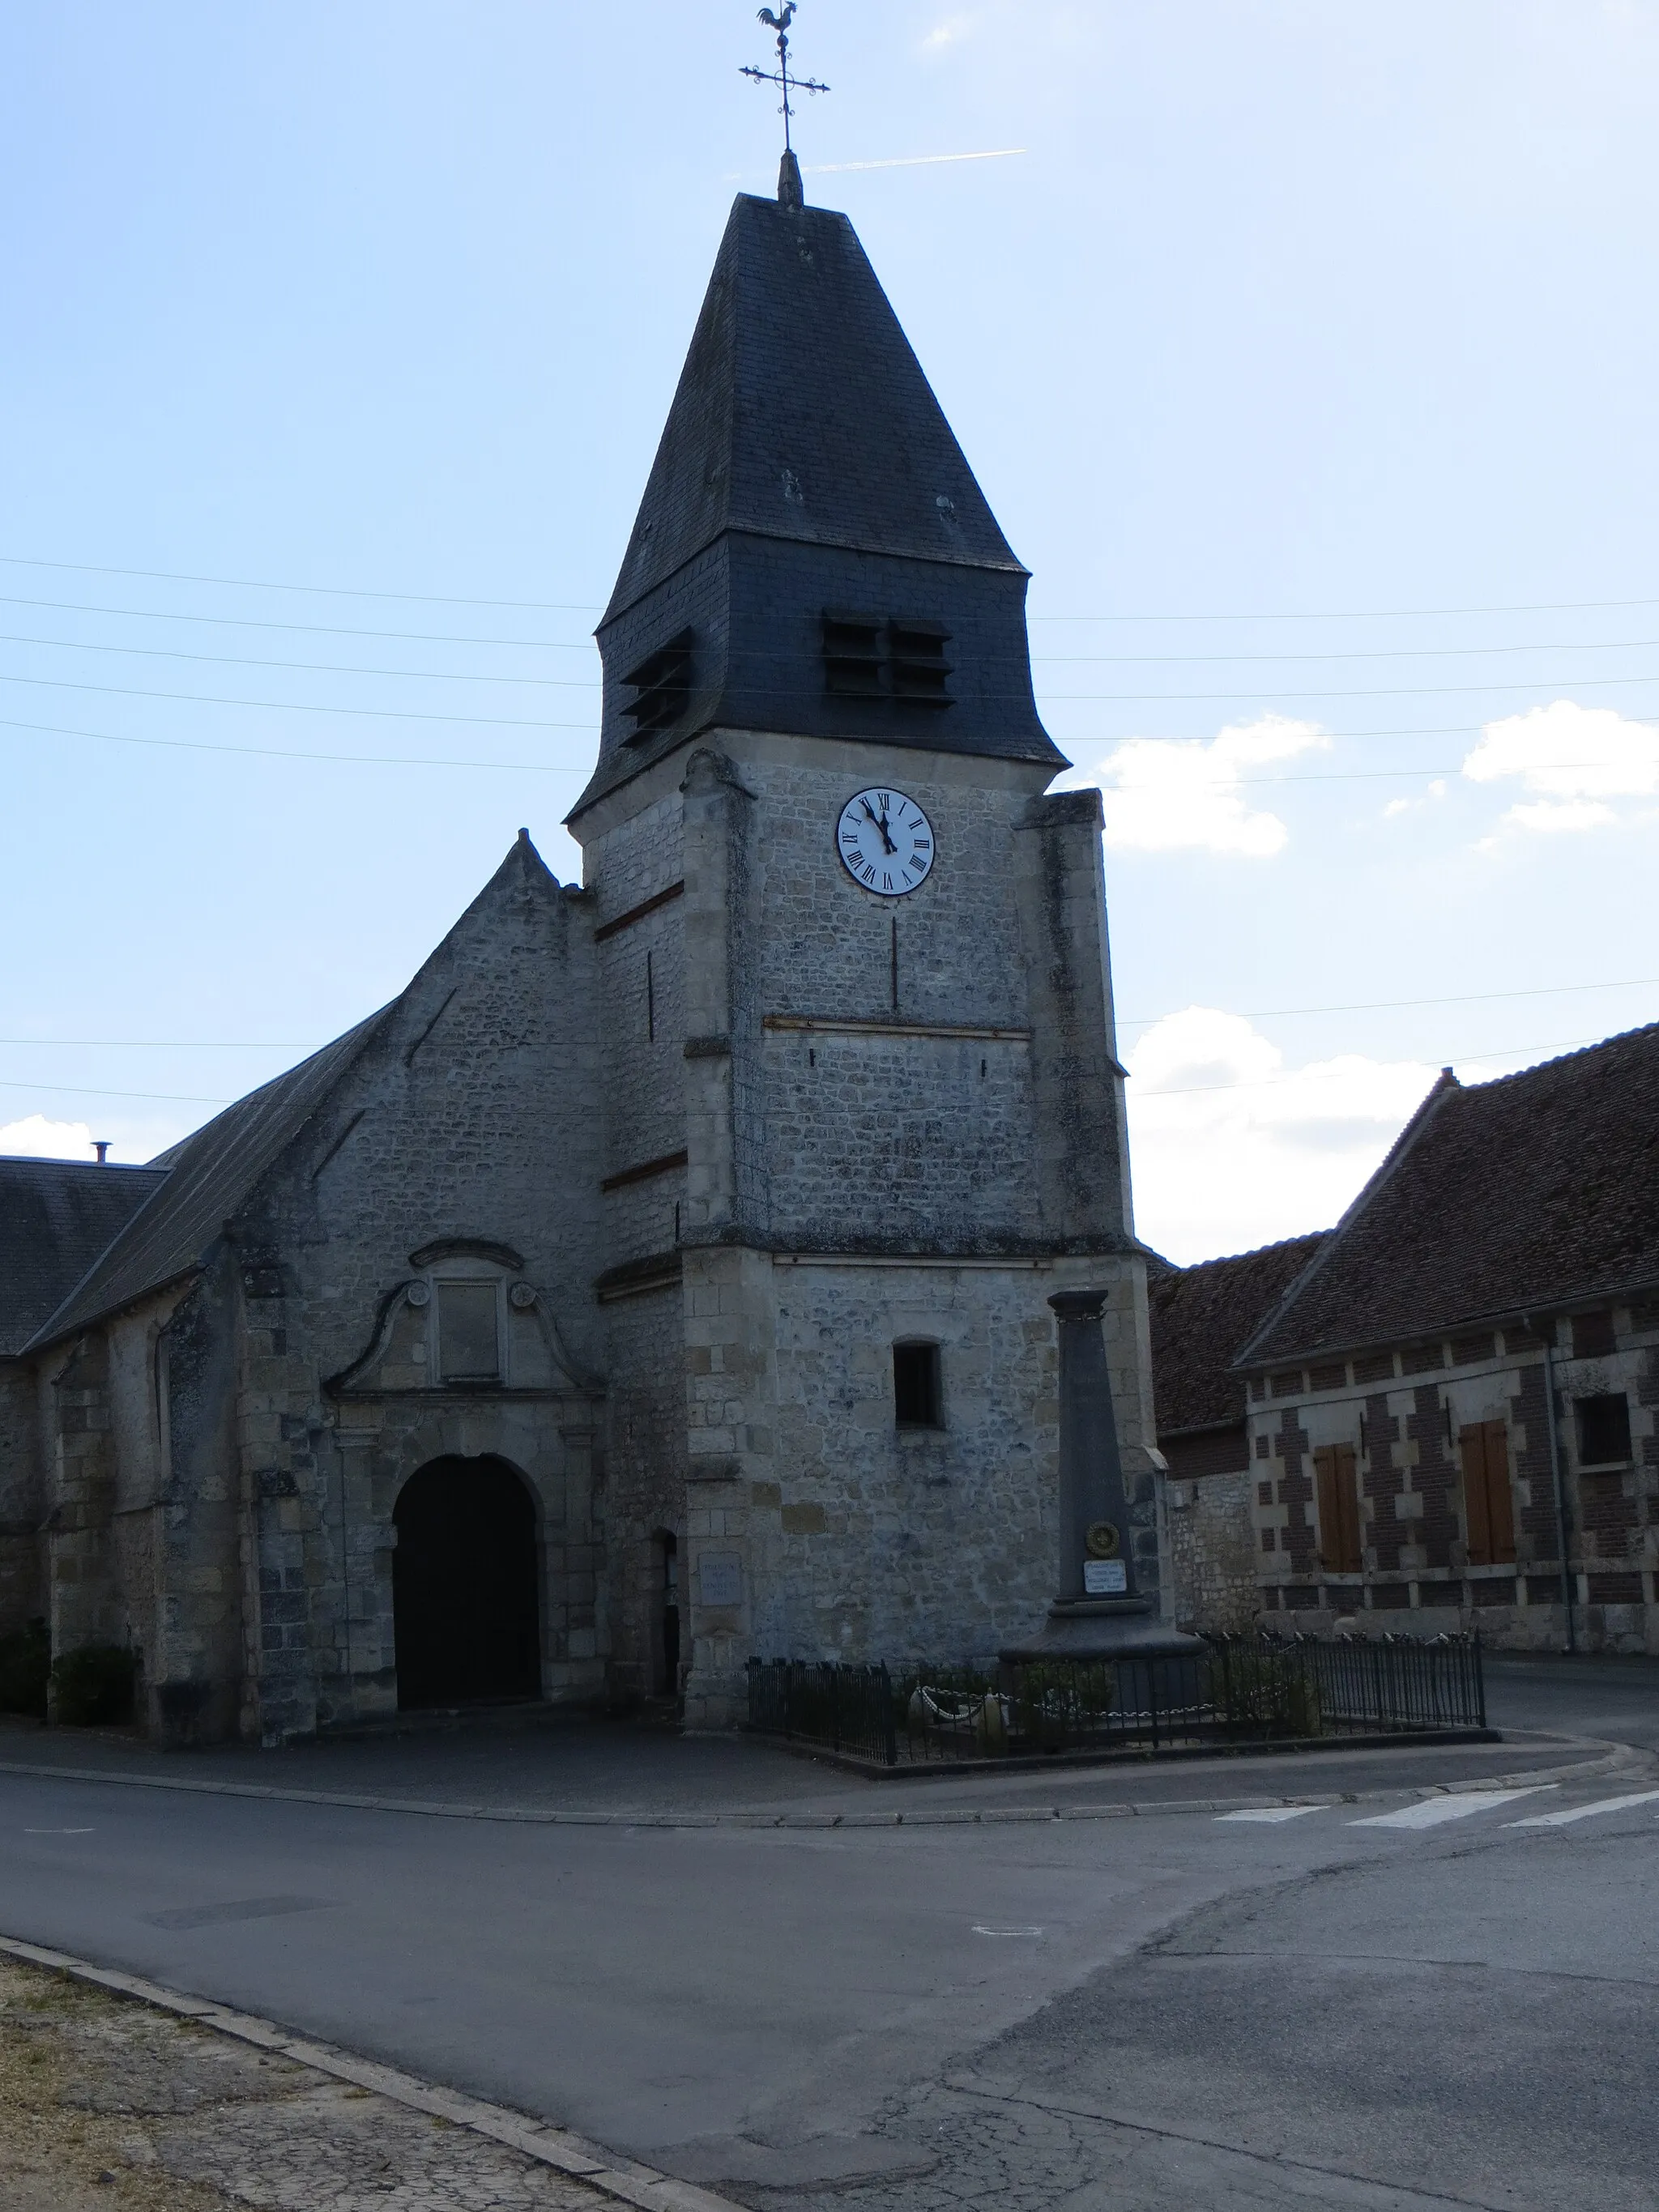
1203,1643 -> 1322,1737
51,1643 -> 136,1728
0,1619 -> 50,1717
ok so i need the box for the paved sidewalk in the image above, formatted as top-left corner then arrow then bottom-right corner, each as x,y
0,1697 -> 1617,1833
0,1950 -> 732,2212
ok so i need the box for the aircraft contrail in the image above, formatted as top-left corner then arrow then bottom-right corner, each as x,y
804,147 -> 1026,173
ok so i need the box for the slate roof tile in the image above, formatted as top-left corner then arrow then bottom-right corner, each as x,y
24,1014 -> 386,1352
603,193 -> 1023,628
0,1158 -> 168,1357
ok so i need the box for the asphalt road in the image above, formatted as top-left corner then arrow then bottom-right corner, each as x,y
2,1657 -> 1656,2210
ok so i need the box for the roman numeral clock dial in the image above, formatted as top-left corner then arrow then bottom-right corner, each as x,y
835,787 -> 936,897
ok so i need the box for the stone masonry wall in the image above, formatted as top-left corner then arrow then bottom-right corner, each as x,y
137,839 -> 612,1741
1167,1470 -> 1257,1632
0,1364 -> 43,1634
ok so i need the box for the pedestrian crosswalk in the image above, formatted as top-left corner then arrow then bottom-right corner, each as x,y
1508,1787 -> 1659,1827
1350,1787 -> 1550,1829
1213,1782 -> 1659,1834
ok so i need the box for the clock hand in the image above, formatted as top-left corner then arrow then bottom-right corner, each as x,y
860,796 -> 898,855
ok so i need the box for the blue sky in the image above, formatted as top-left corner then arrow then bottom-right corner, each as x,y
2,2 -> 1656,1261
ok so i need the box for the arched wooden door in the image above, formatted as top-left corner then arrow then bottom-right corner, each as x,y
392,1455 -> 541,1708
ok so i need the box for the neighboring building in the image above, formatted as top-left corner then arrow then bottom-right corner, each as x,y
1234,1029 -> 1659,1652
0,1158 -> 168,1632
0,169 -> 1164,1744
1149,1236 -> 1326,1632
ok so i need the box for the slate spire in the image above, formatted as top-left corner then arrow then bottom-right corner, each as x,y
572,192 -> 1060,820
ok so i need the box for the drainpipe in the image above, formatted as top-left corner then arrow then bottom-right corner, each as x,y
1525,1311 -> 1576,1656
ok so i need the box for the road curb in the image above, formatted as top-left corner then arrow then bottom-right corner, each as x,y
0,1931 -> 744,2212
0,1738 -> 1635,1831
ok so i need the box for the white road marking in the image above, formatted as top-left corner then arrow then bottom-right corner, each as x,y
1350,1787 -> 1553,1830
23,1827 -> 94,1835
1508,1788 -> 1659,1827
1216,1806 -> 1326,1824
972,1926 -> 1044,1937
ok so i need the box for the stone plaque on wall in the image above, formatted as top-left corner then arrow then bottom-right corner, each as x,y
1084,1558 -> 1127,1596
697,1552 -> 744,1609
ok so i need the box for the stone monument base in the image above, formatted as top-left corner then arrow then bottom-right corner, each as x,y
1000,1596 -> 1203,1664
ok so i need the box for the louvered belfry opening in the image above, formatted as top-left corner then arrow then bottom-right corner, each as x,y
821,610 -> 885,697
621,626 -> 695,744
821,612 -> 953,707
888,619 -> 952,705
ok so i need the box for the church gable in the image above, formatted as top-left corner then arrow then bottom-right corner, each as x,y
234,831 -> 606,1395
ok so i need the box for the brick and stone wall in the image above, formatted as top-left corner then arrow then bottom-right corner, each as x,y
1237,1304 -> 1657,1652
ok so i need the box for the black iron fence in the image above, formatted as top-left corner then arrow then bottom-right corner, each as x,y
746,1630 -> 1486,1768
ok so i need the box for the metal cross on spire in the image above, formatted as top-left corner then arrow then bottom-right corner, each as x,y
741,5 -> 829,208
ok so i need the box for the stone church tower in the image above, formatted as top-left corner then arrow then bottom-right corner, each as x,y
0,176 -> 1163,1744
572,182 -> 1160,1725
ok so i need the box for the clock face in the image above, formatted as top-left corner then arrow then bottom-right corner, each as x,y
835,786 -> 936,897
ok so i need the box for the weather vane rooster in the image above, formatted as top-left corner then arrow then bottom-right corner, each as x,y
741,2 -> 830,204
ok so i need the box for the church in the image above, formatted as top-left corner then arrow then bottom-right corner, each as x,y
0,160 -> 1165,1745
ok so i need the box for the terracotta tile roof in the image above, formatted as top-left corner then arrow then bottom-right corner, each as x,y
1239,1022 -> 1659,1367
1149,1234 -> 1328,1435
0,1157 -> 168,1357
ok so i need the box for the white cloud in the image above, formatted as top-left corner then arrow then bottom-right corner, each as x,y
1073,714 -> 1331,857
1505,798 -> 1618,833
1463,699 -> 1659,833
0,1114 -> 96,1161
1124,1008 -> 1437,1264
1383,778 -> 1447,820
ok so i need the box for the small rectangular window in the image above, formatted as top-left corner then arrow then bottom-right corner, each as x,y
437,1281 -> 501,1382
1572,1311 -> 1616,1360
1576,1393 -> 1631,1466
893,1340 -> 943,1429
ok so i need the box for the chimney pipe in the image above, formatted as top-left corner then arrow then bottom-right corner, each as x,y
92,1140 -> 111,1166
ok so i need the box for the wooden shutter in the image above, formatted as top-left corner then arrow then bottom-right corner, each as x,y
1314,1447 -> 1340,1570
1482,1419 -> 1516,1562
1461,1425 -> 1492,1563
1461,1421 -> 1516,1566
1316,1445 -> 1363,1573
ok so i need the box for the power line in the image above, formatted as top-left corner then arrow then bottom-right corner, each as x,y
2,590 -> 1654,668
1034,637 -> 1659,667
4,554 -> 1657,629
1132,1029 -> 1614,1100
0,1078 -> 230,1105
0,552 -> 599,612
0,674 -> 586,729
12,974 -> 1658,1055
6,665 -> 1659,721
1118,976 -> 1659,1029
0,593 -> 597,650
2,714 -> 1640,786
1030,595 -> 1659,624
0,715 -> 582,770
0,1038 -> 318,1050
0,631 -> 598,688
